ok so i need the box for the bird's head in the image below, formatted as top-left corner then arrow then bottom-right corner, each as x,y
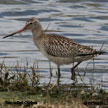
25,17 -> 41,30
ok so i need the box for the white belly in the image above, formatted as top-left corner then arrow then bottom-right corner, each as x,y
41,51 -> 93,66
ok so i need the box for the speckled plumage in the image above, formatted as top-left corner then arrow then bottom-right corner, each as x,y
41,34 -> 95,57
37,33 -> 97,66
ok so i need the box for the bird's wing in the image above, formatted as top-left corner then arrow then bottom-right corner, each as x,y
77,51 -> 105,56
42,34 -> 94,58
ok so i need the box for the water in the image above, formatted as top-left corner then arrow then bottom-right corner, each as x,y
0,0 -> 108,90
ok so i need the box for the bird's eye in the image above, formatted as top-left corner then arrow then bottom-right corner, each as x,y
29,22 -> 32,25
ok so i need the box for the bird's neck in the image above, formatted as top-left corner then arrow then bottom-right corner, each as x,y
32,27 -> 44,48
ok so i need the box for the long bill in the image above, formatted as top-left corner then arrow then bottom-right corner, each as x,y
3,25 -> 27,39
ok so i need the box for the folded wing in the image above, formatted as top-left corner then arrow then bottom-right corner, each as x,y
42,34 -> 95,58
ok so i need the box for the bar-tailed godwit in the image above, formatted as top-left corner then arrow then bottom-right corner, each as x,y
3,17 -> 104,82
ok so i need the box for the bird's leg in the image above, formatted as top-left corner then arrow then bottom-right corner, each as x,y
58,67 -> 61,78
57,66 -> 61,85
71,62 -> 81,80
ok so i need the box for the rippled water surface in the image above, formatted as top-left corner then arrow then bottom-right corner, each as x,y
0,0 -> 108,89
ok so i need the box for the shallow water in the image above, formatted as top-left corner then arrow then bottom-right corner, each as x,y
0,0 -> 108,90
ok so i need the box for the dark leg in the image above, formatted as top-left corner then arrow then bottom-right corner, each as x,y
71,62 -> 81,80
58,67 -> 61,78
57,66 -> 61,85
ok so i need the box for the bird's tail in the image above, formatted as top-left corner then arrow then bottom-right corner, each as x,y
77,51 -> 105,56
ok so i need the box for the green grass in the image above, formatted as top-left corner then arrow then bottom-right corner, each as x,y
0,62 -> 108,108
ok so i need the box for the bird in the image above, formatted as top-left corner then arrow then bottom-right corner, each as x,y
3,17 -> 105,84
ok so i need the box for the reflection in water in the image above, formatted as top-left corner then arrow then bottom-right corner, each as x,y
0,0 -> 108,90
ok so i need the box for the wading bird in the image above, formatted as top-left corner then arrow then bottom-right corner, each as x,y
3,17 -> 104,83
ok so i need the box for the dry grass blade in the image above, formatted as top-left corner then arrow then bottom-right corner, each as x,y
44,23 -> 51,32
